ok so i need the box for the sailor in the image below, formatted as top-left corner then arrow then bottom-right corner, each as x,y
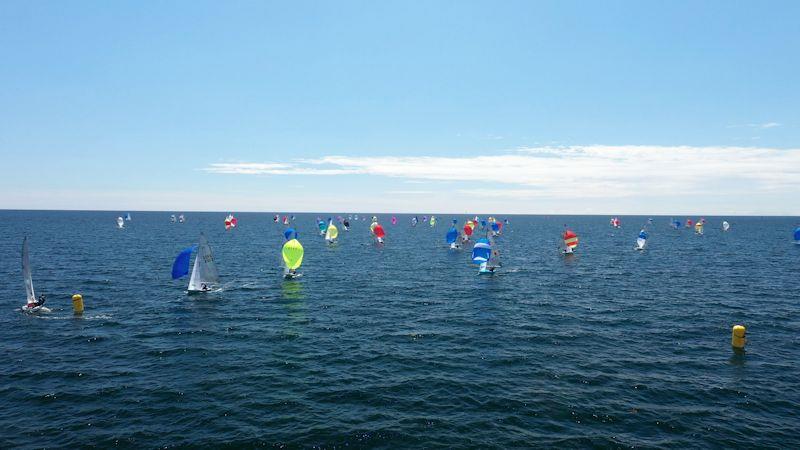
201,283 -> 210,291
28,294 -> 46,309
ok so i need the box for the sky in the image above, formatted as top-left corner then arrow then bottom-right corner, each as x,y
1,1 -> 799,215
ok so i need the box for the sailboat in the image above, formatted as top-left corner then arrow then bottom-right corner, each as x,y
794,226 -> 800,245
694,220 -> 704,235
325,218 -> 339,244
318,220 -> 327,235
282,230 -> 304,279
125,213 -> 132,221
670,218 -> 681,229
430,216 -> 436,227
446,225 -> 460,249
282,216 -> 289,225
462,222 -> 474,242
472,238 -> 493,273
170,214 -> 177,223
562,228 -> 578,254
21,237 -> 50,313
171,233 -> 220,293
685,218 -> 693,229
372,223 -> 386,244
410,216 -> 417,227
342,218 -> 350,231
610,217 -> 621,228
635,229 -> 648,251
116,216 -> 125,229
224,214 -> 237,230
722,221 -> 730,232
178,214 -> 185,223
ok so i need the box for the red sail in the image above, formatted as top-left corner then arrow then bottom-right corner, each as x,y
373,225 -> 385,238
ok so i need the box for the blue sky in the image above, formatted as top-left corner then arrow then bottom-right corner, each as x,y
1,1 -> 799,214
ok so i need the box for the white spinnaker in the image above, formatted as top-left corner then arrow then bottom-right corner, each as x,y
636,237 -> 647,249
188,233 -> 220,291
117,217 -> 124,228
22,237 -> 36,303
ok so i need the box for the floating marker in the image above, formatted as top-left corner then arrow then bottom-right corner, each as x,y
72,294 -> 84,315
731,325 -> 746,350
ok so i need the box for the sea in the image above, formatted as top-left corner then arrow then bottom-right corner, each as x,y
1,210 -> 798,448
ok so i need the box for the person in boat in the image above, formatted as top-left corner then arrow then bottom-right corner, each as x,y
28,294 -> 46,309
201,283 -> 210,291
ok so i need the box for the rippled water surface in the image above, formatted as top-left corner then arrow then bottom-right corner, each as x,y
1,211 -> 799,448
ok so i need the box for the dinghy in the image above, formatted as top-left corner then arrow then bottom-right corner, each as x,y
722,221 -> 730,232
430,216 -> 436,227
170,214 -> 177,223
472,238 -> 493,274
282,233 -> 304,279
117,216 -> 125,229
410,216 -> 417,227
325,218 -> 339,244
695,219 -> 704,235
342,218 -> 350,231
224,214 -> 237,230
446,224 -> 460,249
21,238 -> 50,313
794,226 -> 800,245
462,222 -> 474,242
372,223 -> 386,244
171,233 -> 220,293
610,217 -> 621,228
318,220 -> 327,235
125,213 -> 132,221
562,228 -> 578,254
178,214 -> 185,223
635,229 -> 648,251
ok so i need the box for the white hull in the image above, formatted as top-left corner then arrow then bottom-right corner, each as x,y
22,305 -> 51,314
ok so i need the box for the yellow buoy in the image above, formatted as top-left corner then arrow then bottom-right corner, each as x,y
731,325 -> 746,350
72,294 -> 84,315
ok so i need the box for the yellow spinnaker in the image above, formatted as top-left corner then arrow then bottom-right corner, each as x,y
282,239 -> 304,270
326,223 -> 339,240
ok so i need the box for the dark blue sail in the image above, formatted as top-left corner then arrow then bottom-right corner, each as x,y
446,227 -> 458,244
171,246 -> 196,279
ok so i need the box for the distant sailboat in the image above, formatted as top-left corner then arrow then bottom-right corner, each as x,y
116,216 -> 125,229
282,216 -> 289,225
282,232 -> 304,279
170,214 -> 177,223
318,220 -> 327,235
562,228 -> 578,254
342,218 -> 350,231
670,218 -> 681,229
695,220 -> 704,235
635,229 -> 648,251
21,237 -> 50,313
224,214 -> 237,230
722,221 -> 730,232
430,216 -> 436,227
171,233 -> 220,293
462,222 -> 474,242
610,217 -> 621,228
794,226 -> 800,244
446,224 -> 460,249
325,219 -> 339,244
372,223 -> 386,244
472,238 -> 493,273
125,213 -> 132,221
178,214 -> 185,223
410,216 -> 417,227
685,218 -> 693,229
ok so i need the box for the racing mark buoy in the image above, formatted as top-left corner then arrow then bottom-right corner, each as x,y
731,325 -> 746,350
72,294 -> 84,315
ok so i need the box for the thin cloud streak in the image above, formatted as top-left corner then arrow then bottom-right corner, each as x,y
204,145 -> 800,202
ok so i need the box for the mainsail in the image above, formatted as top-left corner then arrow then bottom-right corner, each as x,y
22,237 -> 35,303
722,221 -> 730,232
188,233 -> 220,291
117,217 -> 124,228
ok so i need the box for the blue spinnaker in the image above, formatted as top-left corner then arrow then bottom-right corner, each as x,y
491,222 -> 500,232
639,230 -> 649,240
446,227 -> 458,244
171,245 -> 196,279
284,228 -> 296,241
472,238 -> 492,264
794,226 -> 800,241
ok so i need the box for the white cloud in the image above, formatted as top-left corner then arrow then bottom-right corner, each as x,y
727,122 -> 782,129
198,145 -> 800,214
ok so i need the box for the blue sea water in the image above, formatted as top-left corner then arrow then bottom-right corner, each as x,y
1,211 -> 798,448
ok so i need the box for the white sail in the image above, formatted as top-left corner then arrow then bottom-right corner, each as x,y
22,237 -> 36,303
117,217 -> 124,228
636,237 -> 646,250
188,233 -> 220,292
722,221 -> 730,232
